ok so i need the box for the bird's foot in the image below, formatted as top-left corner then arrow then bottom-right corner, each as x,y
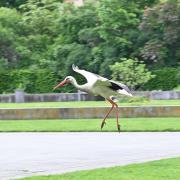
117,124 -> 121,133
101,121 -> 106,129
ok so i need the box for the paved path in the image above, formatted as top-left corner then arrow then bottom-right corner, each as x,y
0,132 -> 180,180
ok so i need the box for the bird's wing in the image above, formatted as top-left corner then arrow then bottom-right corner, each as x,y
72,64 -> 108,85
72,65 -> 132,96
109,80 -> 132,94
108,80 -> 133,97
95,79 -> 132,95
92,78 -> 111,87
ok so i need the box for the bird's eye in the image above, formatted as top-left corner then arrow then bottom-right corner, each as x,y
66,77 -> 71,81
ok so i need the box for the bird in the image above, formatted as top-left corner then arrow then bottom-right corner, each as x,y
53,64 -> 133,132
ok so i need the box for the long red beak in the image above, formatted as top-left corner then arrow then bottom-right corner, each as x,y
53,80 -> 67,90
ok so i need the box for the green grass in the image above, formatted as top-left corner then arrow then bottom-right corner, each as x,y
20,157 -> 180,180
0,100 -> 179,108
0,118 -> 180,132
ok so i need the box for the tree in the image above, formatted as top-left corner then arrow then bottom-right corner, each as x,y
0,7 -> 23,69
95,0 -> 142,76
139,0 -> 180,67
0,0 -> 178,93
110,58 -> 155,89
53,0 -> 144,78
52,1 -> 100,75
17,0 -> 63,69
0,0 -> 27,9
143,67 -> 179,90
133,0 -> 159,8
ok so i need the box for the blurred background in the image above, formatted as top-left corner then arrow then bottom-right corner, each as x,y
0,0 -> 179,94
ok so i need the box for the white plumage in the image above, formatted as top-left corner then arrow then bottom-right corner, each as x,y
53,64 -> 133,132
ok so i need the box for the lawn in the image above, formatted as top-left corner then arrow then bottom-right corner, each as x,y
0,117 -> 180,132
20,157 -> 180,180
0,100 -> 179,108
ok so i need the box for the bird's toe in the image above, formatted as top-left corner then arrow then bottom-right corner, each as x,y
101,121 -> 106,129
117,124 -> 121,133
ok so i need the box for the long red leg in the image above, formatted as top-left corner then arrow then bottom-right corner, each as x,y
105,99 -> 120,132
114,103 -> 120,133
101,99 -> 115,129
108,99 -> 120,132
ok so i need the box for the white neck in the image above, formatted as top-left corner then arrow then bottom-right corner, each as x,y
70,77 -> 85,91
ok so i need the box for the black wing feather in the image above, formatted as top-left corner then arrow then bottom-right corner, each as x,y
109,81 -> 123,91
109,80 -> 132,94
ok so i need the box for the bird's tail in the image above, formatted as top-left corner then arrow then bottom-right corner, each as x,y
72,64 -> 79,71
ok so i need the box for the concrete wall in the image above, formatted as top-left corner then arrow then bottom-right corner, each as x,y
24,93 -> 102,102
0,92 -> 103,103
0,106 -> 179,120
135,91 -> 180,100
0,94 -> 15,103
0,91 -> 180,103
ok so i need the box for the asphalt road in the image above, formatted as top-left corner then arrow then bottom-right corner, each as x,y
0,132 -> 180,180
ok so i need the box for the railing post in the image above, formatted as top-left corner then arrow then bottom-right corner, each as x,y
15,89 -> 25,103
77,90 -> 82,101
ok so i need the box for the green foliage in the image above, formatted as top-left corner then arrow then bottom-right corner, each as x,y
0,69 -> 58,93
174,85 -> 180,90
110,58 -> 155,89
0,72 -> 13,93
175,67 -> 180,86
34,69 -> 58,93
98,0 -> 140,43
134,0 -> 160,8
139,0 -> 180,66
143,67 -> 179,90
96,0 -> 142,76
0,0 -> 179,93
0,0 -> 28,9
0,7 -> 23,68
51,0 -> 145,79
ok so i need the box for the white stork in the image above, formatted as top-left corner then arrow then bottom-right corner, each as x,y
53,64 -> 133,132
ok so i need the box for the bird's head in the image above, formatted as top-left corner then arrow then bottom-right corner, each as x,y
53,76 -> 74,90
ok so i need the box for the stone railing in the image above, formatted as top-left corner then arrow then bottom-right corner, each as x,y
0,90 -> 180,103
0,106 -> 179,120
